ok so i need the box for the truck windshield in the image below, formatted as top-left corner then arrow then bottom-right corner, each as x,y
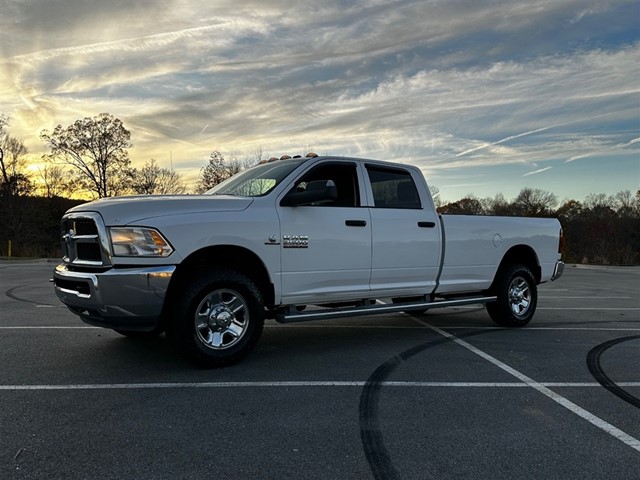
206,159 -> 307,197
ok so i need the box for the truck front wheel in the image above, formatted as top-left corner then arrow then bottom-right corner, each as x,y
486,264 -> 537,327
167,270 -> 265,367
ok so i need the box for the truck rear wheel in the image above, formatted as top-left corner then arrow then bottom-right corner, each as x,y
167,269 -> 265,367
486,264 -> 537,327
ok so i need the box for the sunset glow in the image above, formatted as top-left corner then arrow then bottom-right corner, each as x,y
1,0 -> 638,200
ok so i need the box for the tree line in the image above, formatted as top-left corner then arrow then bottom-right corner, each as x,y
1,112 -> 638,264
437,189 -> 640,265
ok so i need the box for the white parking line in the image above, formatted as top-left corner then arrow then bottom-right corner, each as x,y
267,325 -> 640,331
539,307 -> 640,310
1,325 -> 640,331
411,318 -> 640,453
0,326 -> 99,329
442,327 -> 640,331
1,381 -> 638,391
539,296 -> 631,299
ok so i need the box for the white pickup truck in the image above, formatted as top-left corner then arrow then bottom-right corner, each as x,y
53,154 -> 564,366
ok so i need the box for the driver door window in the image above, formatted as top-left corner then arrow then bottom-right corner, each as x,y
287,163 -> 360,207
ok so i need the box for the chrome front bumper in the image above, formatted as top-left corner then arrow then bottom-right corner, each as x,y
53,263 -> 176,331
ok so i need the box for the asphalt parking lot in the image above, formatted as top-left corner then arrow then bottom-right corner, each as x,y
1,260 -> 638,479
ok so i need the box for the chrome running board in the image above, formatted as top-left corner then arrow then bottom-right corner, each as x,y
275,296 -> 497,323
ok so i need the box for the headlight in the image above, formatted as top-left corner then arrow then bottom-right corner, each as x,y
109,227 -> 174,257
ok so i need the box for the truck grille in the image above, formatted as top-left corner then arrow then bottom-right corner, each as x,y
61,213 -> 111,267
72,219 -> 98,236
75,243 -> 102,261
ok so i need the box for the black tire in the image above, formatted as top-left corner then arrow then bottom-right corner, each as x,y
486,264 -> 537,327
166,269 -> 265,368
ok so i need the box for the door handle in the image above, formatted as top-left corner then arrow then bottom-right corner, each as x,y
418,221 -> 436,228
345,220 -> 367,227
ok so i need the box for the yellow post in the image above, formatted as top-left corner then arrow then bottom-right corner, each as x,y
8,240 -> 11,257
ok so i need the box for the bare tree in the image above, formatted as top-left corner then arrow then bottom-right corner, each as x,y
481,193 -> 515,216
131,159 -> 160,194
226,151 -> 254,176
197,151 -> 228,193
155,168 -> 187,194
252,145 -> 266,164
613,190 -> 637,217
556,199 -> 583,224
513,188 -> 558,217
40,113 -> 132,198
196,150 -> 255,193
428,184 -> 442,208
0,114 -> 7,149
0,115 -> 33,254
583,193 -> 613,211
0,118 -> 32,197
38,161 -> 71,198
131,159 -> 187,195
438,196 -> 485,215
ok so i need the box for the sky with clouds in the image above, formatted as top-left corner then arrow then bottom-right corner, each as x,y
1,0 -> 638,201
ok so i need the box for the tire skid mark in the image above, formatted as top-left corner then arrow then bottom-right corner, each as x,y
360,328 -> 640,478
587,335 -> 640,409
5,285 -> 55,306
359,330 -> 490,480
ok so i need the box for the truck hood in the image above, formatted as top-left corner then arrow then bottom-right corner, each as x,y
67,195 -> 254,225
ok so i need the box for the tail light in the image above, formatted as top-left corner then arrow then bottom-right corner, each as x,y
558,228 -> 564,255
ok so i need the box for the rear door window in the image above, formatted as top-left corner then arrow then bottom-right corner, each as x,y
366,166 -> 421,209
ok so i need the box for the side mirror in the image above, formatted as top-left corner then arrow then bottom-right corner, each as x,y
281,180 -> 338,206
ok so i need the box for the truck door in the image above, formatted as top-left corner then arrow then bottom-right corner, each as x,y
365,164 -> 442,295
276,161 -> 372,305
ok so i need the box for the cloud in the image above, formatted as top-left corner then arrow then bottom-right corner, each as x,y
523,166 -> 552,177
564,132 -> 640,162
454,126 -> 556,158
0,0 -> 638,203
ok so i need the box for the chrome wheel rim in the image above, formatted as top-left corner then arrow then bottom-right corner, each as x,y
508,276 -> 531,317
194,289 -> 249,350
